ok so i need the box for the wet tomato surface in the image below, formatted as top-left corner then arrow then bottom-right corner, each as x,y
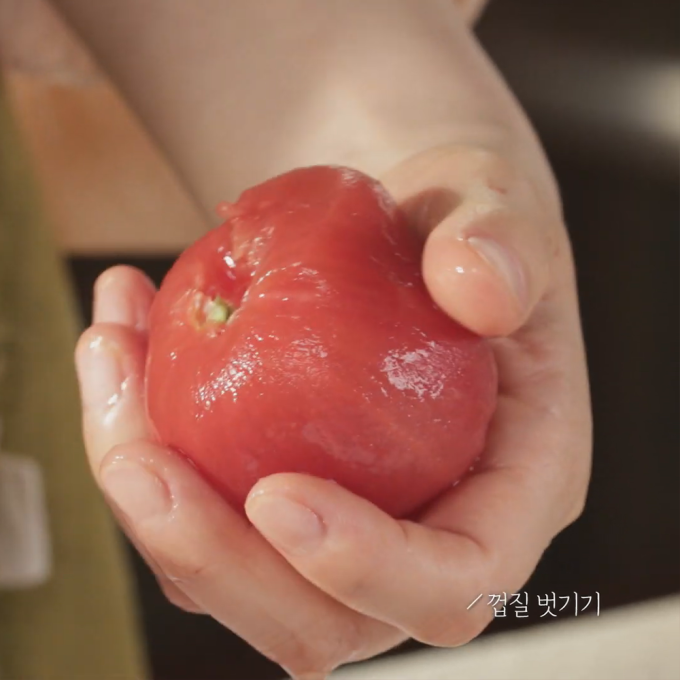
146,166 -> 497,518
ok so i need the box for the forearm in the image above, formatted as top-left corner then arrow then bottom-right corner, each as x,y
48,0 -> 532,213
456,0 -> 489,23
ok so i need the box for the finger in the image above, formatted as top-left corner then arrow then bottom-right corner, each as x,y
99,440 -> 404,678
246,391 -> 591,648
75,320 -> 203,612
382,145 -> 564,337
247,472 -> 494,647
75,322 -> 151,469
93,265 -> 156,330
156,562 -> 206,613
113,506 -> 204,614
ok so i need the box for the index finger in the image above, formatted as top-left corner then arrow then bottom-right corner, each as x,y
246,384 -> 591,647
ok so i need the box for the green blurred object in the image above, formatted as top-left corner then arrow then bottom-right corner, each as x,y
0,83 -> 147,679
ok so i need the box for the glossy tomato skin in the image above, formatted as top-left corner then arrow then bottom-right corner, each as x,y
146,166 -> 497,518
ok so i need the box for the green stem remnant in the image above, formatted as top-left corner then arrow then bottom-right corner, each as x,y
205,295 -> 232,324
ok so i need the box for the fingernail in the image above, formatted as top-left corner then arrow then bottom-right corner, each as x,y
77,335 -> 125,410
94,269 -> 153,331
246,493 -> 324,556
467,236 -> 528,310
102,460 -> 171,522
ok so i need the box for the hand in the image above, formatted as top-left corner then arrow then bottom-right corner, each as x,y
71,1 -> 590,676
75,138 -> 590,679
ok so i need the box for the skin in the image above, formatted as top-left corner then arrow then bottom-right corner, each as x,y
51,1 -> 591,677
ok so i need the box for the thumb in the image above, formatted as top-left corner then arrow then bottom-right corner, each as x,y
382,145 -> 563,337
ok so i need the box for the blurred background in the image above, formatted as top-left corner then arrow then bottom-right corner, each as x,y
3,0 -> 679,678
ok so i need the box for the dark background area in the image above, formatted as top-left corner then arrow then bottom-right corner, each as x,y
69,1 -> 680,678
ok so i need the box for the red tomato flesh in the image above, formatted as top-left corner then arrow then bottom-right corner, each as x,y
146,166 -> 497,518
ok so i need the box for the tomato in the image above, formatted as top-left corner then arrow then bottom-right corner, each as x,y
146,166 -> 497,518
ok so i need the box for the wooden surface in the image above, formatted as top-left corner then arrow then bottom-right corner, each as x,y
5,72 -> 209,254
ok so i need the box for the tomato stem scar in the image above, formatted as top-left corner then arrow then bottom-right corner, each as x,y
205,295 -> 232,323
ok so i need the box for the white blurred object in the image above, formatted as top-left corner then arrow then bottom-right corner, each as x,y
0,419 -> 52,589
0,0 -> 100,85
332,595 -> 680,680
